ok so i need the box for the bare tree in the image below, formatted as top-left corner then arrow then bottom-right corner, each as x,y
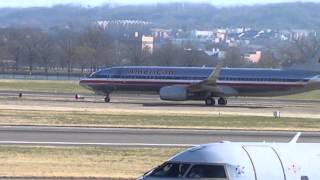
152,42 -> 182,66
81,26 -> 114,71
278,37 -> 320,67
58,30 -> 79,74
1,28 -> 25,71
37,33 -> 56,74
73,46 -> 95,73
258,50 -> 280,68
223,47 -> 244,68
20,28 -> 44,73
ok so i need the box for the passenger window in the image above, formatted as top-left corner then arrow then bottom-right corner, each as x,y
301,176 -> 309,180
187,164 -> 227,179
149,162 -> 190,178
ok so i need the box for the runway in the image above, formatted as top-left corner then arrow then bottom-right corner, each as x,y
0,91 -> 320,118
1,90 -> 320,106
1,126 -> 320,147
0,91 -> 319,148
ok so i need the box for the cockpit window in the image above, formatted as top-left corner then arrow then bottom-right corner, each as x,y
187,165 -> 227,179
149,162 -> 190,178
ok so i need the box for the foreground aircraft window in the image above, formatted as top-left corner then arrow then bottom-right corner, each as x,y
149,162 -> 190,178
187,165 -> 227,179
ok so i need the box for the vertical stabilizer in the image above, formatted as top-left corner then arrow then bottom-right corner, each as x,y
189,60 -> 224,91
290,132 -> 301,144
207,60 -> 224,83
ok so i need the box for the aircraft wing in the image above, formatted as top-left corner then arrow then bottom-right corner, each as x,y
188,60 -> 224,92
188,61 -> 238,96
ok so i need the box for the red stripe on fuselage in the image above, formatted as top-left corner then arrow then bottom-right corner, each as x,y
80,79 -> 306,88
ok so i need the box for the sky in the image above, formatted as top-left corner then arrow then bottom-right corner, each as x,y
0,0 -> 320,8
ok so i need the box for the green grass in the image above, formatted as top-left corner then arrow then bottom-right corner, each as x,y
0,146 -> 181,178
1,109 -> 319,131
273,90 -> 320,100
0,79 -> 319,100
0,79 -> 89,94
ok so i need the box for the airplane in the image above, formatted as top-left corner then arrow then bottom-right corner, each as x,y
79,65 -> 320,106
137,133 -> 319,180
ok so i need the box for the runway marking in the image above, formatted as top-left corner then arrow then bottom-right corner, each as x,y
0,141 -> 195,147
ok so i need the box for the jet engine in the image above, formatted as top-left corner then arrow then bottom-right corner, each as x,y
160,86 -> 188,101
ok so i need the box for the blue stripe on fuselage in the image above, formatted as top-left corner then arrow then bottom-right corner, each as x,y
90,66 -> 317,82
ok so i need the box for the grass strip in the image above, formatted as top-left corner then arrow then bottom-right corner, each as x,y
0,109 -> 319,131
0,146 -> 181,178
275,90 -> 320,100
0,79 -> 89,94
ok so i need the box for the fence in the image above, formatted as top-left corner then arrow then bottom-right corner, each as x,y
0,74 -> 84,81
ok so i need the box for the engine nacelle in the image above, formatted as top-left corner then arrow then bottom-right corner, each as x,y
160,86 -> 188,101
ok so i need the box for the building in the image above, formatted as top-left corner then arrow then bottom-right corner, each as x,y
151,28 -> 172,40
142,36 -> 154,54
194,30 -> 214,39
244,51 -> 262,63
96,20 -> 152,30
204,48 -> 226,59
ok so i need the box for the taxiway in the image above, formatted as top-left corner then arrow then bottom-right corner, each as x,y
0,126 -> 320,147
0,91 -> 319,118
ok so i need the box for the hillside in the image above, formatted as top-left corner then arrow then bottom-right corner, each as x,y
0,3 -> 320,30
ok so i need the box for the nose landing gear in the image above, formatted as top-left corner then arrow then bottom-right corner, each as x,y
104,94 -> 110,103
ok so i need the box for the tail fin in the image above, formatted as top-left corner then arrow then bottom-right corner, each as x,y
206,60 -> 224,84
189,60 -> 224,91
290,132 -> 301,144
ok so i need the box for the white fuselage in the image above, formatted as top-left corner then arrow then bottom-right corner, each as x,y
139,142 -> 320,180
80,67 -> 320,100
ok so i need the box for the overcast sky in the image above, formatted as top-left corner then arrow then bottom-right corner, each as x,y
0,0 -> 319,8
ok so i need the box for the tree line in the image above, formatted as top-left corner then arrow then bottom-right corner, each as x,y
0,26 -> 218,76
0,26 -> 319,76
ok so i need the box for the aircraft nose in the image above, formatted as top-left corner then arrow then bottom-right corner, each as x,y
314,75 -> 320,82
79,79 -> 91,89
79,79 -> 86,86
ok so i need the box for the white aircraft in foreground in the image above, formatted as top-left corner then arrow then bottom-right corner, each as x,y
138,133 -> 319,180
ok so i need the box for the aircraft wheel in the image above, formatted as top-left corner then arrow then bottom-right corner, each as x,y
104,96 -> 110,103
205,97 -> 215,106
218,97 -> 227,106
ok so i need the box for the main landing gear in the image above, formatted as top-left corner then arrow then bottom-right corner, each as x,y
218,97 -> 227,106
205,97 -> 215,106
205,97 -> 227,106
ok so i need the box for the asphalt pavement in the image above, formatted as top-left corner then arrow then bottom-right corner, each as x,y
0,126 -> 320,147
